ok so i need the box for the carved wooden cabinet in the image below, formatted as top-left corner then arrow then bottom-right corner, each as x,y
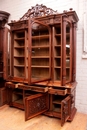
0,11 -> 10,106
5,4 -> 79,126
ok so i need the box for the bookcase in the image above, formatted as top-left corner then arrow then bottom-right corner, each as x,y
5,4 -> 79,126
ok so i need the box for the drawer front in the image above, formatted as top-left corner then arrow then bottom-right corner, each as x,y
6,82 -> 15,88
48,88 -> 67,95
18,84 -> 48,93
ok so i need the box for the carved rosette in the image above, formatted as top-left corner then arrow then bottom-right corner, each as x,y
20,4 -> 58,21
0,11 -> 10,28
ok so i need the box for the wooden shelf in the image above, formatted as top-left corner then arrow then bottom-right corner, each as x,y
14,56 -> 24,58
14,46 -> 25,48
54,45 -> 61,47
13,92 -> 23,95
32,35 -> 49,39
54,56 -> 61,58
14,37 -> 25,40
14,99 -> 23,104
32,45 -> 49,48
31,56 -> 50,58
55,34 -> 61,37
54,66 -> 61,68
53,107 -> 61,113
53,99 -> 62,104
31,66 -> 49,68
14,65 -> 25,67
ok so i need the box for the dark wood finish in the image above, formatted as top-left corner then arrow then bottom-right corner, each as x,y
0,81 -> 7,106
25,93 -> 49,120
0,11 -> 10,106
5,4 -> 78,126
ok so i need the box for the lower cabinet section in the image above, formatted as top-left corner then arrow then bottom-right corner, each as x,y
44,95 -> 71,126
5,82 -> 77,126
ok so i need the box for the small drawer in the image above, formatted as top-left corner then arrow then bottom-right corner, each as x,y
5,82 -> 15,88
29,85 -> 48,93
48,88 -> 67,95
18,84 -> 48,93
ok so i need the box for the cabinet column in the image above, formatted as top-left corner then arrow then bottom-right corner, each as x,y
62,17 -> 66,86
72,23 -> 77,82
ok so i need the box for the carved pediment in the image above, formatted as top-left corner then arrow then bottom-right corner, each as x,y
20,4 -> 58,21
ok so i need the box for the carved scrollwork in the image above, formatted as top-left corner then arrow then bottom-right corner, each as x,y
20,4 -> 58,21
27,95 -> 47,117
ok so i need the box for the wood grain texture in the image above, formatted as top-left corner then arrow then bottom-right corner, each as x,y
0,105 -> 87,130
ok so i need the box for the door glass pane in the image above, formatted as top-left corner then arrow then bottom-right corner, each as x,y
31,22 -> 51,83
66,23 -> 70,81
7,31 -> 10,76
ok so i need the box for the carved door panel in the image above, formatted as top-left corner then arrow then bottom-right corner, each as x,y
61,95 -> 71,126
25,93 -> 49,120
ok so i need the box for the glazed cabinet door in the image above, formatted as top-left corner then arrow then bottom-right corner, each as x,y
61,95 -> 71,126
25,93 -> 49,120
8,29 -> 28,83
28,19 -> 51,84
62,17 -> 73,85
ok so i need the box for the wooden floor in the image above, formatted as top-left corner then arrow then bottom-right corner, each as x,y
0,105 -> 87,130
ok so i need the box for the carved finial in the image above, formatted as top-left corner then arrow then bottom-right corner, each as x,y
69,8 -> 73,11
63,10 -> 67,13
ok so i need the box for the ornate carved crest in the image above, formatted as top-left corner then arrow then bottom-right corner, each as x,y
20,4 -> 58,21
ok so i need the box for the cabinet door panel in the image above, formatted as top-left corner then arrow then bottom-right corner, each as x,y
61,95 -> 71,126
28,20 -> 51,84
25,93 -> 49,120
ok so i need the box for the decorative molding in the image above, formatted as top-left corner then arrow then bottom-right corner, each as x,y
0,11 -> 10,28
20,4 -> 58,21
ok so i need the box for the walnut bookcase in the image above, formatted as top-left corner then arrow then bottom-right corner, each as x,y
5,4 -> 79,126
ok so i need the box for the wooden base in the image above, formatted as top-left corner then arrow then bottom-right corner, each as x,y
43,111 -> 61,118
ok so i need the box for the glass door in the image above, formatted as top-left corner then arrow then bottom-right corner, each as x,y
66,22 -> 72,83
62,18 -> 73,85
28,20 -> 51,84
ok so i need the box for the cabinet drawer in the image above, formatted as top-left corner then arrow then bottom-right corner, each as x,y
6,82 -> 15,88
18,84 -> 48,93
48,88 -> 67,95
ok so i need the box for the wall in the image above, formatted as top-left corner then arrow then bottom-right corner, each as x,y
0,0 -> 87,114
